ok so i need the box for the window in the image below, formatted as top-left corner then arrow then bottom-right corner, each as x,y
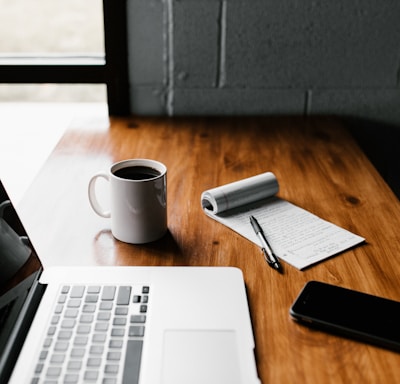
0,0 -> 129,115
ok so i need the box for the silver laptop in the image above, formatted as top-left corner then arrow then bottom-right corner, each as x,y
0,179 -> 260,384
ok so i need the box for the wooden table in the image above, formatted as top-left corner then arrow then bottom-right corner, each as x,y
18,115 -> 400,383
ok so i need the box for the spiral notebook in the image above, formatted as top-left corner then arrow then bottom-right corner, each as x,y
201,172 -> 365,270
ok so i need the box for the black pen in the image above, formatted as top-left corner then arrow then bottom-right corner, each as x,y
249,215 -> 282,273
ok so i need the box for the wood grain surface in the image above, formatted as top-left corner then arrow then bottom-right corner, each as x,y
18,115 -> 400,383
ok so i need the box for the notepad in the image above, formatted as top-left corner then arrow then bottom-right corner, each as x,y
201,172 -> 365,270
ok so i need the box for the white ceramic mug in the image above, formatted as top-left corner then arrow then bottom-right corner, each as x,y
88,159 -> 167,244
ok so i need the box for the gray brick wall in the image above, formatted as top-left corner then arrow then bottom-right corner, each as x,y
127,0 -> 400,124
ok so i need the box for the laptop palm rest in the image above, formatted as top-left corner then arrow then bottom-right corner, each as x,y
161,330 -> 241,384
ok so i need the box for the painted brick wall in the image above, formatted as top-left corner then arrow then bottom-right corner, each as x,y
127,0 -> 400,125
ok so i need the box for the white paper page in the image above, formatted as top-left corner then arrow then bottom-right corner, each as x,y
207,197 -> 365,270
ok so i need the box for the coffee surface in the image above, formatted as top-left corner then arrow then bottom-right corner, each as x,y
114,166 -> 161,180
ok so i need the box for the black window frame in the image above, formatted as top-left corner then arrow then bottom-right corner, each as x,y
0,0 -> 129,116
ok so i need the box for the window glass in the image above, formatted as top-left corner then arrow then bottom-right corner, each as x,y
0,0 -> 106,102
0,0 -> 104,54
0,84 -> 106,102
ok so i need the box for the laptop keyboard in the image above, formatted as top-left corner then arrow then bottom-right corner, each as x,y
31,284 -> 150,384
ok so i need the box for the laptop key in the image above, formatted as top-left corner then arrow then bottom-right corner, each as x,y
64,373 -> 79,383
54,341 -> 69,352
95,322 -> 109,332
50,354 -> 65,364
58,330 -> 72,340
105,364 -> 119,375
117,286 -> 131,305
74,336 -> 88,346
77,325 -> 91,334
115,307 -> 128,316
131,315 -> 146,324
129,326 -> 145,337
35,363 -> 44,374
82,304 -> 96,313
103,379 -> 117,384
88,286 -> 101,294
102,286 -> 116,301
64,309 -> 79,318
140,305 -> 147,313
87,357 -> 101,367
54,304 -> 63,314
97,312 -> 111,321
99,301 -> 113,310
46,366 -> 61,377
92,333 -> 107,343
84,370 -> 99,381
80,314 -> 94,323
70,348 -> 85,358
122,340 -> 143,384
89,345 -> 104,355
111,328 -> 125,337
58,294 -> 67,304
85,294 -> 99,303
109,339 -> 123,349
113,317 -> 127,326
107,351 -> 121,361
43,338 -> 52,348
67,299 -> 82,308
67,361 -> 82,371
142,286 -> 150,294
61,319 -> 76,328
61,286 -> 70,294
70,286 -> 85,298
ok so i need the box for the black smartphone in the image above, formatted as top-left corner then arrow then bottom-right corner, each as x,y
290,281 -> 400,352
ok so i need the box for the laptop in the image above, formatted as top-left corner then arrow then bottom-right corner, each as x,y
0,179 -> 260,384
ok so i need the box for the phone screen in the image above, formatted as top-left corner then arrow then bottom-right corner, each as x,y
290,281 -> 400,351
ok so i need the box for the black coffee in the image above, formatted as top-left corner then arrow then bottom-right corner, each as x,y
114,166 -> 161,180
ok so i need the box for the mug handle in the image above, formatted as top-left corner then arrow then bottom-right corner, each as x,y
88,172 -> 111,218
0,200 -> 11,217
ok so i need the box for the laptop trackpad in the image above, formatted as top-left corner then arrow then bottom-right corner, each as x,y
162,330 -> 241,384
